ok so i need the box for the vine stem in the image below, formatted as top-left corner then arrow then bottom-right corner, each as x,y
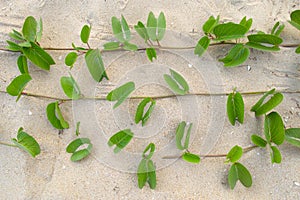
0,42 -> 299,52
162,145 -> 258,159
0,141 -> 18,148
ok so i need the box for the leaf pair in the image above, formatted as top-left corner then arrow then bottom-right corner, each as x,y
105,15 -> 137,51
12,127 -> 41,157
246,33 -> 283,52
219,44 -> 250,67
66,138 -> 93,162
135,98 -> 156,126
107,82 -> 135,109
6,74 -> 32,101
46,101 -> 69,129
227,89 -> 244,125
251,89 -> 283,116
285,128 -> 300,148
60,74 -> 81,100
108,129 -> 134,153
137,143 -> 156,189
175,121 -> 200,164
164,69 -> 189,95
288,10 -> 300,53
226,145 -> 252,189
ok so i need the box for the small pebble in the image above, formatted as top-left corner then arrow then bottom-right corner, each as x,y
257,152 -> 260,156
247,65 -> 251,71
58,56 -> 62,60
62,165 -> 66,169
294,181 -> 300,186
28,110 -> 32,115
188,64 -> 193,68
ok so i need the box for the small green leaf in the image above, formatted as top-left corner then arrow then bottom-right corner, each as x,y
17,55 -> 29,74
22,16 -> 37,42
106,82 -> 135,109
147,160 -> 156,189
246,34 -> 282,51
12,128 -> 40,157
182,152 -> 200,164
239,17 -> 252,32
121,15 -> 131,41
219,44 -> 250,67
9,29 -> 24,41
111,16 -> 125,43
146,47 -> 157,62
122,42 -> 138,51
271,22 -> 284,36
66,138 -> 92,162
285,128 -> 300,148
19,41 -> 32,47
108,129 -> 134,153
213,23 -> 247,41
80,25 -> 91,44
264,112 -> 285,145
202,15 -> 219,34
36,18 -> 43,42
85,49 -> 108,82
65,52 -> 78,67
137,159 -> 148,189
251,134 -> 267,148
147,12 -> 157,41
46,102 -> 69,129
270,146 -> 281,164
6,74 -> 32,101
227,90 -> 244,125
295,46 -> 300,54
251,89 -> 275,112
23,42 -> 55,70
288,10 -> 300,30
60,74 -> 81,100
226,145 -> 243,163
246,42 -> 280,52
142,143 -> 155,160
253,92 -> 283,116
135,97 -> 156,126
76,121 -> 80,136
164,69 -> 189,95
134,21 -> 149,41
194,36 -> 210,57
157,12 -> 166,41
103,42 -> 120,50
176,121 -> 193,150
228,162 -> 252,189
6,40 -> 22,51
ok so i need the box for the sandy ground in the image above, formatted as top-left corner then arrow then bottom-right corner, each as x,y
0,0 -> 300,199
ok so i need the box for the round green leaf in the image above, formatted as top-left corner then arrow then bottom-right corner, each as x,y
264,112 -> 285,145
251,134 -> 267,148
226,145 -> 243,163
146,47 -> 157,62
65,52 -> 78,67
6,74 -> 32,101
285,128 -> 300,148
12,129 -> 41,157
270,146 -> 282,164
182,152 -> 200,164
60,75 -> 81,100
22,16 -> 37,42
194,36 -> 210,57
80,25 -> 91,44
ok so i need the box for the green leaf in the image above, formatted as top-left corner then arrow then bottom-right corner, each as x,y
135,97 -> 156,126
137,159 -> 148,189
6,40 -> 22,51
9,29 -> 24,41
147,12 -> 157,41
157,12 -> 166,41
65,52 -> 78,67
251,88 -> 275,112
76,121 -> 80,136
239,17 -> 252,32
288,10 -> 300,30
36,18 -> 43,42
213,23 -> 247,41
264,112 -> 285,145
23,42 -> 55,70
202,15 -> 219,34
60,74 -> 81,100
246,34 -> 282,51
6,74 -> 32,101
12,128 -> 40,157
285,128 -> 300,148
121,15 -> 131,41
66,138 -> 92,162
146,47 -> 157,62
108,129 -> 134,153
72,43 -> 86,51
251,134 -> 267,148
22,16 -> 37,42
85,49 -> 108,82
122,42 -> 138,51
182,152 -> 200,164
176,121 -> 193,150
142,143 -> 155,160
17,55 -> 29,74
270,145 -> 281,164
271,22 -> 284,36
251,91 -> 283,116
46,102 -> 69,129
111,16 -> 125,43
106,82 -> 135,109
194,36 -> 210,57
227,90 -> 244,125
228,162 -> 252,189
80,25 -> 91,44
103,42 -> 120,50
246,42 -> 280,52
219,44 -> 250,67
134,21 -> 149,41
147,160 -> 156,189
296,46 -> 300,54
19,41 -> 32,47
164,69 -> 189,95
226,145 -> 243,163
